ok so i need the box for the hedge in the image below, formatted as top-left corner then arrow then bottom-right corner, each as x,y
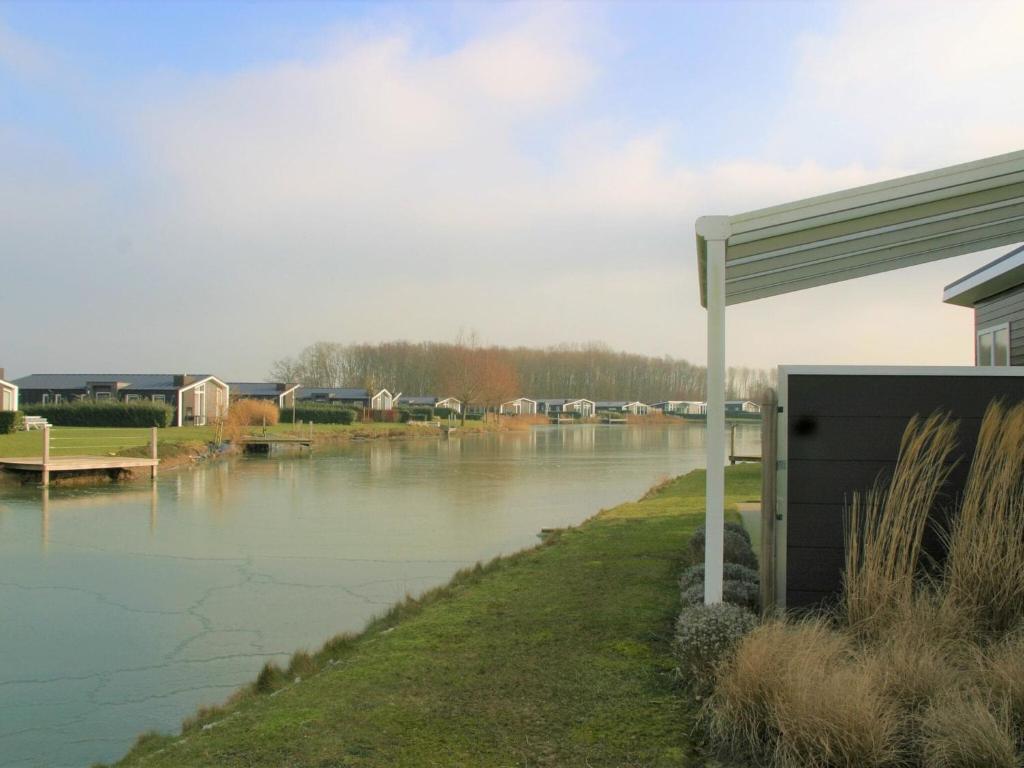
0,411 -> 23,434
279,404 -> 357,425
21,401 -> 174,427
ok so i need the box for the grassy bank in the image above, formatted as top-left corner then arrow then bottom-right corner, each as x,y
110,464 -> 760,767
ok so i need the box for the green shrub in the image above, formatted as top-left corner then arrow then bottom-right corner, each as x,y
681,580 -> 760,613
408,406 -> 434,421
674,603 -> 757,696
679,563 -> 759,593
0,411 -> 23,434
434,407 -> 457,419
279,404 -> 357,425
22,400 -> 173,427
689,525 -> 758,570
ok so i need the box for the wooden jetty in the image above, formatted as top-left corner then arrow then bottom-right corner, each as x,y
600,415 -> 628,425
728,424 -> 762,465
239,436 -> 313,449
0,426 -> 159,486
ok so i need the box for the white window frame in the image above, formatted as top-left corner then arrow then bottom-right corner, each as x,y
977,322 -> 1011,366
54,394 -> 63,404
94,391 -> 112,401
41,393 -> 50,404
125,394 -> 141,402
151,394 -> 166,403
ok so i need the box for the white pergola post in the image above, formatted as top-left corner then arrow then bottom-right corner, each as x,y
697,216 -> 731,604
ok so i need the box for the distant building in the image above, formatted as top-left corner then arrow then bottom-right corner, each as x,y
435,397 -> 462,413
535,398 -> 596,418
500,397 -> 537,416
396,395 -> 462,414
229,382 -> 299,409
725,400 -> 761,414
595,400 -> 650,415
297,387 -> 400,411
13,373 -> 229,427
0,369 -> 17,412
943,244 -> 1024,366
651,400 -> 706,415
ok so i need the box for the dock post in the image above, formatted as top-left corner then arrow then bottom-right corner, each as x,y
150,427 -> 158,481
41,424 -> 50,487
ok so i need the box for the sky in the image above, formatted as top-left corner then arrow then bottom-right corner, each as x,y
2,0 -> 1023,380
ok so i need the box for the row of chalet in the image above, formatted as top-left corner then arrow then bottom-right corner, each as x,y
497,397 -> 761,417
1,375 -> 465,426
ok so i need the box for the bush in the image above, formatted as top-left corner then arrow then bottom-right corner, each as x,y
229,399 -> 279,427
0,411 -> 22,434
22,400 -> 173,427
673,603 -> 757,696
434,407 -> 457,419
679,563 -> 759,593
279,404 -> 357,425
681,580 -> 760,613
689,524 -> 758,570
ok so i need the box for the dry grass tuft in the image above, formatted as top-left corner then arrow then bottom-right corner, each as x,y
920,691 -> 1019,768
943,401 -> 1024,636
707,620 -> 903,767
843,412 -> 957,636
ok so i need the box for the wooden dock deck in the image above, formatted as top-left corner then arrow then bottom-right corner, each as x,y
0,456 -> 159,484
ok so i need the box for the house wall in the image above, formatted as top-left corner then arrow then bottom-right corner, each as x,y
779,369 -> 1024,610
1,383 -> 17,411
974,285 -> 1024,365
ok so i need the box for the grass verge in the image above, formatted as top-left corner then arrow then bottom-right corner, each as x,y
107,464 -> 760,767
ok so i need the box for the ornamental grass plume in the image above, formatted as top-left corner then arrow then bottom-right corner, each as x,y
842,412 -> 957,637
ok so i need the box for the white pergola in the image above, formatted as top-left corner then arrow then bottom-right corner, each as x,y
695,148 -> 1024,603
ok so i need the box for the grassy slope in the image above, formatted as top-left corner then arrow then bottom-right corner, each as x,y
112,464 -> 761,768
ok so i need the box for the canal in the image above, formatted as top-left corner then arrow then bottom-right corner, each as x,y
0,423 -> 760,767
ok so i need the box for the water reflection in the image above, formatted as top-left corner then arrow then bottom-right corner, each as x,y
0,423 -> 759,768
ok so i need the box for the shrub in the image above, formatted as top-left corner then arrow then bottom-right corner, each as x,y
679,563 -> 759,593
434,407 -> 456,419
22,400 -> 173,427
673,603 -> 757,696
689,525 -> 758,570
0,411 -> 22,434
680,580 -> 759,613
279,404 -> 357,425
229,399 -> 279,427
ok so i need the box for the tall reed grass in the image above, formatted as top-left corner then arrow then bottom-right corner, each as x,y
705,401 -> 1024,767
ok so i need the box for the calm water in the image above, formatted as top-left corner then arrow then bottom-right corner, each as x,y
0,423 -> 760,768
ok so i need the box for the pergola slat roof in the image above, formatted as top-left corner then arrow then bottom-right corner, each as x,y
697,149 -> 1024,307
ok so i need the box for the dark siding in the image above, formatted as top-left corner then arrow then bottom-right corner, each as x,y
975,285 -> 1024,366
785,373 -> 1024,609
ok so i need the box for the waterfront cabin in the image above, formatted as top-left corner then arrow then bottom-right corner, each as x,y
595,400 -> 650,416
13,373 -> 229,426
500,397 -> 537,416
371,389 -> 400,411
725,400 -> 760,414
536,398 -> 596,418
652,400 -> 706,415
0,371 -> 18,412
943,244 -> 1024,366
296,387 -> 400,411
396,395 -> 462,414
229,382 -> 300,409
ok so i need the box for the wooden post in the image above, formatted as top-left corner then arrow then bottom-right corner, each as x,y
150,427 -> 159,481
41,424 -> 50,487
730,425 -> 736,465
760,389 -> 778,616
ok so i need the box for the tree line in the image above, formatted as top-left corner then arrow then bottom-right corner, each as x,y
269,339 -> 777,404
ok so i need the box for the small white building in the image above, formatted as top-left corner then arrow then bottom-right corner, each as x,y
0,377 -> 18,412
725,400 -> 760,414
652,400 -> 706,415
500,397 -> 537,415
563,398 -> 596,418
623,401 -> 650,416
371,389 -> 401,411
435,397 -> 462,414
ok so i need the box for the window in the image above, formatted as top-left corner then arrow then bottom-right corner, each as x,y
94,391 -> 111,401
151,394 -> 166,403
41,394 -> 50,404
54,394 -> 63,404
978,323 -> 1011,366
125,394 -> 141,402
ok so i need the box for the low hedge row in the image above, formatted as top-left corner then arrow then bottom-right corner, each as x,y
21,401 -> 174,427
279,404 -> 357,425
0,411 -> 23,434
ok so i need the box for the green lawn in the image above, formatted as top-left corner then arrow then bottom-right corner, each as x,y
111,464 -> 761,768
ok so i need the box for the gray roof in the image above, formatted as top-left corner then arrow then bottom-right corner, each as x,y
13,373 -> 216,391
595,401 -> 628,408
944,243 -> 1024,307
230,382 -> 297,397
297,387 -> 369,400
